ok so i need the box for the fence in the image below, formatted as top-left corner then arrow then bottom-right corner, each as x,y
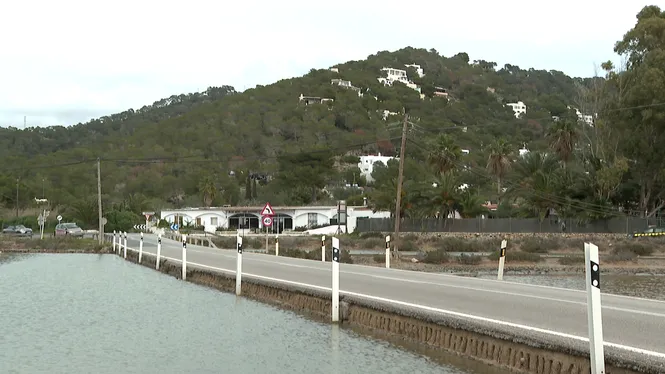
355,217 -> 664,234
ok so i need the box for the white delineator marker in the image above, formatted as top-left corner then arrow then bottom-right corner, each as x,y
385,235 -> 391,268
112,230 -> 117,253
156,234 -> 162,270
497,239 -> 507,280
321,235 -> 326,262
181,234 -> 187,281
275,235 -> 279,256
236,235 -> 243,296
331,237 -> 340,323
585,242 -> 605,374
138,232 -> 144,264
123,232 -> 127,259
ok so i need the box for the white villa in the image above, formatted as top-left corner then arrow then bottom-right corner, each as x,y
507,101 -> 527,118
160,205 -> 390,234
377,66 -> 423,95
358,153 -> 396,182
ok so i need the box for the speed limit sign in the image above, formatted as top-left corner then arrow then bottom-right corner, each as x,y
262,216 -> 273,227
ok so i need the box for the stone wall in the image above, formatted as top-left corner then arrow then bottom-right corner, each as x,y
118,248 -> 661,374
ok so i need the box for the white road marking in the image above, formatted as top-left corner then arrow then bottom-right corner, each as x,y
123,246 -> 665,358
127,242 -> 665,317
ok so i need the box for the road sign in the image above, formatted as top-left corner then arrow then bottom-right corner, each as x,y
101,218 -> 108,225
38,216 -> 45,225
171,223 -> 179,231
56,215 -> 62,222
260,202 -> 275,216
134,224 -> 147,230
262,216 -> 273,227
143,211 -> 155,221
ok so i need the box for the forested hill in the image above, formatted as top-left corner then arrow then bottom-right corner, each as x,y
3,5 -> 665,231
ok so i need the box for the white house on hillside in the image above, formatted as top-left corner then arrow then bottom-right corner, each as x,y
377,67 -> 422,94
358,153 -> 396,182
507,101 -> 527,118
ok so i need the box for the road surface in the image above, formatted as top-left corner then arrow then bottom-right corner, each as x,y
118,233 -> 665,361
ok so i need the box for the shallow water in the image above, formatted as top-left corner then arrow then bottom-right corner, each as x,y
0,253 -> 485,374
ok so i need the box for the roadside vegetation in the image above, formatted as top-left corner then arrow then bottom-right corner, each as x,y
0,236 -> 109,252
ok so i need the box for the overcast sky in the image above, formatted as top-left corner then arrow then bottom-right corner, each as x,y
0,0 -> 652,128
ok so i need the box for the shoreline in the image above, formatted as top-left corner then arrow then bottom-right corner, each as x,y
3,247 -> 665,276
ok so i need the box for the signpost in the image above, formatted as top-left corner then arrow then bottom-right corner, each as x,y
261,202 -> 274,252
142,211 -> 155,229
133,224 -> 147,231
57,215 -> 62,223
170,223 -> 179,231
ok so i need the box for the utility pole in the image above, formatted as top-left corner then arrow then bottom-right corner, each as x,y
15,178 -> 19,218
393,113 -> 409,259
97,158 -> 103,244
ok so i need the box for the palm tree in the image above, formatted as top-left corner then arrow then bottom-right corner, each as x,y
546,119 -> 579,167
505,152 -> 561,220
486,139 -> 513,196
198,175 -> 217,207
427,134 -> 463,174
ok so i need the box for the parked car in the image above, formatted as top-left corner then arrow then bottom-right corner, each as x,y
1,225 -> 33,236
55,223 -> 84,238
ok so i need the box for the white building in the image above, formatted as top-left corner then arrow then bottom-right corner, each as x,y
507,101 -> 527,118
160,205 -> 390,234
358,153 -> 396,182
299,94 -> 334,105
331,79 -> 363,97
404,63 -> 424,78
377,67 -> 422,94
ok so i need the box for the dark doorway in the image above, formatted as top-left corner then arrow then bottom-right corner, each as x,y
228,214 -> 260,231
266,214 -> 293,234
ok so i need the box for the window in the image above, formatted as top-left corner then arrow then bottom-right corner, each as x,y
308,213 -> 318,228
195,218 -> 202,226
210,217 -> 218,226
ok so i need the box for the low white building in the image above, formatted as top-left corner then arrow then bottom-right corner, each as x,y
507,101 -> 527,118
160,205 -> 390,234
377,67 -> 422,94
358,153 -> 396,182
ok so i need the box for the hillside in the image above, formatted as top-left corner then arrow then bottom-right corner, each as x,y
1,5 -> 664,230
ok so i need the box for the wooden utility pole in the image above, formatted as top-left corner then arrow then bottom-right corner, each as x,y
97,158 -> 103,244
393,113 -> 409,258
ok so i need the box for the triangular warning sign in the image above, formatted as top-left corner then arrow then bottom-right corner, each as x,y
260,202 -> 275,216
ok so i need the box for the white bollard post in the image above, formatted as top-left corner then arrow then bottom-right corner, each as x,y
236,235 -> 243,295
331,237 -> 340,322
123,232 -> 127,259
321,235 -> 326,262
112,230 -> 117,253
385,235 -> 391,268
585,242 -> 605,374
275,235 -> 279,256
497,239 -> 507,281
156,234 -> 162,270
138,232 -> 144,264
181,234 -> 187,281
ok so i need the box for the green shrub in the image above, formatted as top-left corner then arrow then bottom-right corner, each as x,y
397,239 -> 417,251
359,232 -> 385,239
558,256 -> 583,265
362,238 -> 383,249
614,242 -> 653,256
519,237 -> 561,253
458,253 -> 482,265
435,237 -> 498,252
422,249 -> 451,264
605,250 -> 637,263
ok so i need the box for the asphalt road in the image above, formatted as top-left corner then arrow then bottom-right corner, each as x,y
118,233 -> 665,360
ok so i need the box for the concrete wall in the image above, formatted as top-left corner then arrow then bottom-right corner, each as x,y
113,242 -> 659,374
